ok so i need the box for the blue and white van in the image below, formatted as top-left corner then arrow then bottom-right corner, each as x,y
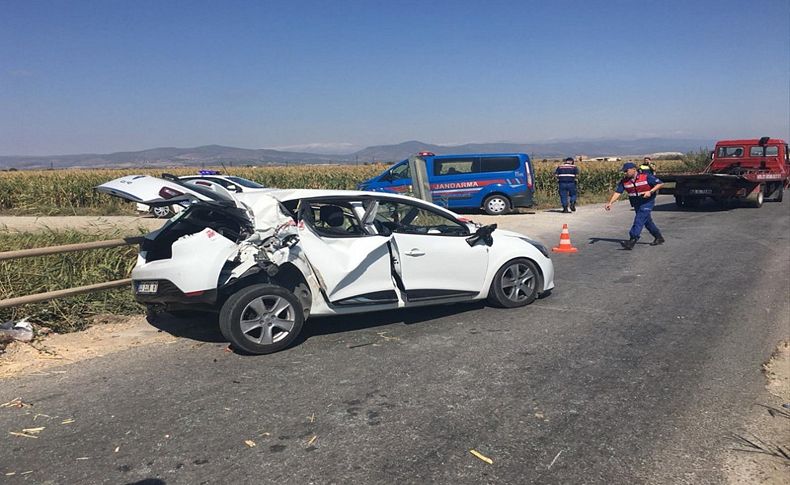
357,152 -> 535,214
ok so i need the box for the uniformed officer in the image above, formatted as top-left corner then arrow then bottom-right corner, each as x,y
555,157 -> 579,213
604,162 -> 665,249
639,156 -> 656,175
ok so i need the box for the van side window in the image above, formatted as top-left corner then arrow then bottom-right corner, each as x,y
480,156 -> 519,172
433,158 -> 479,176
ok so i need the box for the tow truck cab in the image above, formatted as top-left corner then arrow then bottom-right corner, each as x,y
710,137 -> 789,176
661,137 -> 789,208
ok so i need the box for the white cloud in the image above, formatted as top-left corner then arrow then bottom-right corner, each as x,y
270,142 -> 361,154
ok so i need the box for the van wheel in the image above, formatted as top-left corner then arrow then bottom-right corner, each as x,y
483,195 -> 510,215
219,284 -> 304,354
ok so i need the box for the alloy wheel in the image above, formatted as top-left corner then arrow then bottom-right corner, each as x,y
239,295 -> 296,345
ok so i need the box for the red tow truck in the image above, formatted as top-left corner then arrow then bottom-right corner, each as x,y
660,137 -> 789,208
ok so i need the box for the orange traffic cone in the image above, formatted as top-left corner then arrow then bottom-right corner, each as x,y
552,223 -> 578,253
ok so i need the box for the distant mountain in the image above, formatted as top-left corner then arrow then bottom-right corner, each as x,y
0,138 -> 715,170
350,138 -> 715,162
0,144 -> 342,170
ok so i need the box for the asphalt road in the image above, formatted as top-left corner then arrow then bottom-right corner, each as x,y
1,197 -> 788,484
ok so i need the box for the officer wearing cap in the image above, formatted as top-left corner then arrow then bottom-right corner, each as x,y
555,157 -> 580,213
604,162 -> 665,249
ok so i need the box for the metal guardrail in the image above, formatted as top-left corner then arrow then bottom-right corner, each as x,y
0,237 -> 143,309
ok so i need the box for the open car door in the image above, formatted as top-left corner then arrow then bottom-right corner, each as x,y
295,198 -> 398,306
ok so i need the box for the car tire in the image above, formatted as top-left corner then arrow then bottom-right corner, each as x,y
483,195 -> 511,215
151,205 -> 172,218
487,258 -> 540,308
219,284 -> 304,355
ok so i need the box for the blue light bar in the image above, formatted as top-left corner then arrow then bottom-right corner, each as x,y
199,170 -> 221,175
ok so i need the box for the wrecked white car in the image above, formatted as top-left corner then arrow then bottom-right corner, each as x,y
97,175 -> 555,354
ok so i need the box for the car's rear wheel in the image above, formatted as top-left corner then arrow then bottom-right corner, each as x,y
151,205 -> 172,218
487,258 -> 540,308
219,284 -> 304,354
483,195 -> 510,215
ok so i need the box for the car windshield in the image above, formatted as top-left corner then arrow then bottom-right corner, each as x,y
225,176 -> 265,188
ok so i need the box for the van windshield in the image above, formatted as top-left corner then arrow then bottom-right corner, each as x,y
388,162 -> 411,180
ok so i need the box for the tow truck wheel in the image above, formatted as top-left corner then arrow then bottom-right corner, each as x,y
219,284 -> 304,355
483,195 -> 511,215
674,195 -> 685,208
766,182 -> 784,202
751,186 -> 764,208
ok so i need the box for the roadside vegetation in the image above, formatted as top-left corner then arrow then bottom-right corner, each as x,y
0,159 -> 687,216
0,229 -> 142,333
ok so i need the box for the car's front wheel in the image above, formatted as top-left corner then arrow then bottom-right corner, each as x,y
487,258 -> 540,308
219,284 -> 304,354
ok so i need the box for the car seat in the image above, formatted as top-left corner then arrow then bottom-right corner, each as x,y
317,205 -> 347,235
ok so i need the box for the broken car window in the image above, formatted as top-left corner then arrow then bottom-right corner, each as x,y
373,201 -> 468,236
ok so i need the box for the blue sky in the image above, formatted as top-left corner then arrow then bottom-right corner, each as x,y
1,0 -> 788,155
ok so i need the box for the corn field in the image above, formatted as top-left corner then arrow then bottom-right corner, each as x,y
0,160 -> 686,215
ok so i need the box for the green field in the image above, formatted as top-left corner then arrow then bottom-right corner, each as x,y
0,160 -> 687,216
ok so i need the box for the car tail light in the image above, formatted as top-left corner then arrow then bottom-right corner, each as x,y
159,187 -> 183,199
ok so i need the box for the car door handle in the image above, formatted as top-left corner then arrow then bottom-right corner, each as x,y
405,248 -> 425,257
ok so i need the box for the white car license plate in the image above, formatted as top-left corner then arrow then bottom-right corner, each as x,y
689,189 -> 712,195
136,281 -> 158,294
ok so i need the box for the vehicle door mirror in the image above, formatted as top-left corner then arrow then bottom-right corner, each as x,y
380,172 -> 393,182
465,224 -> 497,247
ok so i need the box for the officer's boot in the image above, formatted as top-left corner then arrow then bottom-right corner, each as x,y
621,238 -> 638,250
562,205 -> 569,213
650,236 -> 665,246
570,201 -> 576,212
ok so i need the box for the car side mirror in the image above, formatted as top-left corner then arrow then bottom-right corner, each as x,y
380,172 -> 394,182
465,224 -> 497,247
